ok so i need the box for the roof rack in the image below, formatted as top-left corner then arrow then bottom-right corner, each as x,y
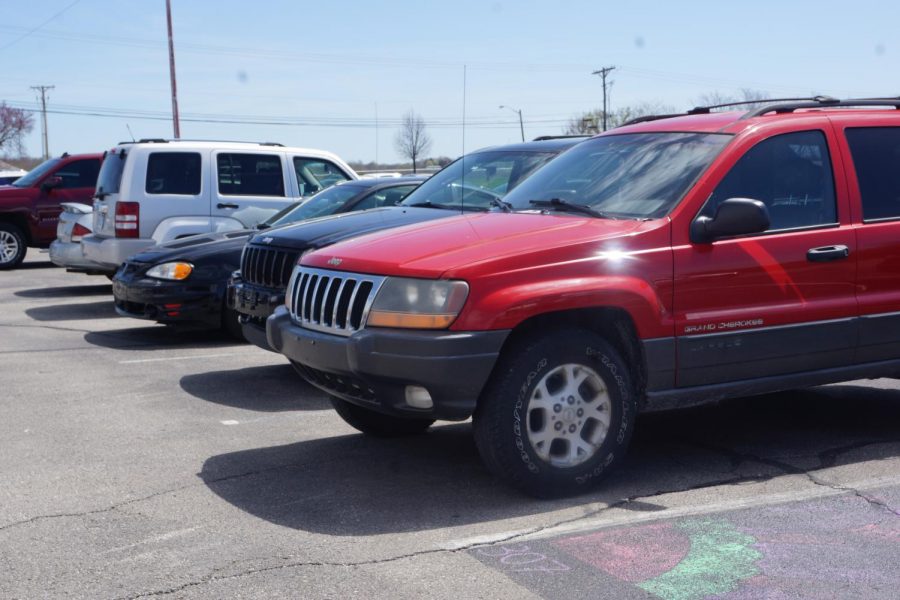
531,134 -> 592,141
620,96 -> 900,127
125,139 -> 286,146
687,96 -> 832,115
741,96 -> 900,118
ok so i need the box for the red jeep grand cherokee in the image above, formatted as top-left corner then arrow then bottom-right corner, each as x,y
268,97 -> 900,496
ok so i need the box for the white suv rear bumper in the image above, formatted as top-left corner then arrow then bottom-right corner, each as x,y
81,234 -> 153,271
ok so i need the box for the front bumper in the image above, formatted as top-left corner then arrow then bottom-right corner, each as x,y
49,240 -> 107,272
228,275 -> 284,351
112,264 -> 221,328
267,307 -> 509,421
81,234 -> 153,272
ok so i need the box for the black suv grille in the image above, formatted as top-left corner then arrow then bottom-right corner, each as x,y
241,244 -> 299,288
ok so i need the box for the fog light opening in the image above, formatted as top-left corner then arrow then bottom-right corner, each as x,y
405,385 -> 433,409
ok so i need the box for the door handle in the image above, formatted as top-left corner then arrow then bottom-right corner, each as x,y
217,202 -> 239,209
807,245 -> 850,262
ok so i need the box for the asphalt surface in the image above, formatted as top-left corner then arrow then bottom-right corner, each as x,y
2,252 -> 899,599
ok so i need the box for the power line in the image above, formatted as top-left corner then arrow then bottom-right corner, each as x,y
5,101 -> 571,130
0,0 -> 82,51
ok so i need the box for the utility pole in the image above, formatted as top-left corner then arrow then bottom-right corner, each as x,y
499,105 -> 525,142
591,66 -> 616,131
30,85 -> 54,160
165,0 -> 181,138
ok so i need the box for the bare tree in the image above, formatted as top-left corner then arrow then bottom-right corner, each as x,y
0,103 -> 34,156
394,110 -> 432,173
564,102 -> 676,135
693,88 -> 770,111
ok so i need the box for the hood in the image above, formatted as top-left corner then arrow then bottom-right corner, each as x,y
248,206 -> 457,251
303,212 -> 652,279
129,230 -> 253,265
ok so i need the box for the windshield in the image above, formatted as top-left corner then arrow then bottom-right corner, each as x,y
503,133 -> 732,219
12,158 -> 61,188
399,150 -> 559,211
260,201 -> 303,228
275,184 -> 364,221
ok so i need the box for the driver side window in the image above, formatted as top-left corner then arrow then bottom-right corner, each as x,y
702,130 -> 837,231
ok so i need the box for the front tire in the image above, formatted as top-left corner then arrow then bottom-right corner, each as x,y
473,329 -> 637,497
330,397 -> 434,437
221,305 -> 247,342
0,222 -> 27,269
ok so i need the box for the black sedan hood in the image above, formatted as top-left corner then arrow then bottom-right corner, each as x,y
128,230 -> 254,265
248,206 -> 460,251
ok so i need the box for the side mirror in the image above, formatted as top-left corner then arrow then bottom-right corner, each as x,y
691,198 -> 770,244
41,175 -> 63,191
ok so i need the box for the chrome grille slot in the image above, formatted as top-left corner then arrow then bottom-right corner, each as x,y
240,243 -> 301,289
286,266 -> 386,336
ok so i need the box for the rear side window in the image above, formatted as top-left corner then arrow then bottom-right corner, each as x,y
146,152 -> 201,195
845,127 -> 900,221
218,153 -> 285,196
294,158 -> 352,196
703,130 -> 836,231
96,151 -> 126,195
56,159 -> 101,189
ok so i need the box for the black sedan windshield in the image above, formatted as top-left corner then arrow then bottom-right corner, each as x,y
400,150 -> 559,211
503,133 -> 732,219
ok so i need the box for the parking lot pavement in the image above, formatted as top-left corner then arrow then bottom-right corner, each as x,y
2,253 -> 899,599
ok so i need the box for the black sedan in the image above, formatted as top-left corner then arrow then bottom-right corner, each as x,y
111,176 -> 426,338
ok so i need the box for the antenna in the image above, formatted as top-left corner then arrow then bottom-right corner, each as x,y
460,64 -> 466,214
125,124 -> 136,142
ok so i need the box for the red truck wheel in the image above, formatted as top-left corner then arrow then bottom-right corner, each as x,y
473,329 -> 637,497
0,222 -> 27,269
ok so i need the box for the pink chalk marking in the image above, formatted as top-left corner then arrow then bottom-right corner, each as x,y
552,522 -> 690,583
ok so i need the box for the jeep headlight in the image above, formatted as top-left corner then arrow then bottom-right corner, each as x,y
146,262 -> 193,281
367,278 -> 469,329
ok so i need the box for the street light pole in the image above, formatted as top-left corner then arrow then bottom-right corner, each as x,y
499,105 -> 525,142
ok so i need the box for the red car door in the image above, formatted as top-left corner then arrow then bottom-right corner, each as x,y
672,122 -> 857,387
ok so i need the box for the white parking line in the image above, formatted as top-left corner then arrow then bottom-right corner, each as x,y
443,473 -> 900,549
118,352 -> 246,364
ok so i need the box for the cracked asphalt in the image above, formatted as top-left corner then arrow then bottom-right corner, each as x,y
2,253 -> 899,599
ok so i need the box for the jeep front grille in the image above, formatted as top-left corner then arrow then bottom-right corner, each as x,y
286,266 -> 385,336
241,244 -> 300,289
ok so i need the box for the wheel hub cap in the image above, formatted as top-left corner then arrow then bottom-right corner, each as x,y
0,231 -> 19,264
526,363 -> 612,468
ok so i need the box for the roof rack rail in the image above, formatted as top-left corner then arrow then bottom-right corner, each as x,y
741,96 -> 900,118
687,96 -> 831,115
531,134 -> 592,141
128,139 -> 287,146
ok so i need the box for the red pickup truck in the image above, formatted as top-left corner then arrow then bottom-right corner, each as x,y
0,153 -> 102,269
268,97 -> 900,496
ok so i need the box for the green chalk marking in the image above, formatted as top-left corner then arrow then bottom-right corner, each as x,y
638,518 -> 761,600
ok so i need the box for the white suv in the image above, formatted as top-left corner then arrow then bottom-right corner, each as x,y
81,139 -> 357,273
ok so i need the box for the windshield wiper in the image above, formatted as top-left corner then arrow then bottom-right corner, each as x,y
528,198 -> 612,219
490,197 -> 512,212
405,201 -> 446,209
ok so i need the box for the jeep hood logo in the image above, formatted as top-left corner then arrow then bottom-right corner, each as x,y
261,237 -> 274,244
327,257 -> 343,266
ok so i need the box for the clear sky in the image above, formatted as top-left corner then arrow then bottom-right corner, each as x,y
2,0 -> 897,163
